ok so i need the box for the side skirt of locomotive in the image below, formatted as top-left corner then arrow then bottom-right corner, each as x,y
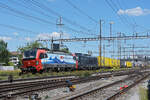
42,64 -> 76,72
20,64 -> 100,75
42,64 -> 100,72
20,66 -> 38,75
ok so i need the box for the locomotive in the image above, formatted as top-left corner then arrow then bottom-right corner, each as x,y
21,48 -> 99,73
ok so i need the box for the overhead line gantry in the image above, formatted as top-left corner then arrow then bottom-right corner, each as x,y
37,34 -> 150,42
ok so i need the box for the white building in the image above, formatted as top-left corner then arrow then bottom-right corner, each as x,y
9,57 -> 19,66
10,51 -> 20,66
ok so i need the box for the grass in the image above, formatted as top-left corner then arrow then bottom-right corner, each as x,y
0,70 -> 21,76
0,67 -> 141,80
139,87 -> 148,100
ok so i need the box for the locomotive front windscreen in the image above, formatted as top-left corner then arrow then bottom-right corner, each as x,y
23,50 -> 37,59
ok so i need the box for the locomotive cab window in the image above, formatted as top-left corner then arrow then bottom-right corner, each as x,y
40,53 -> 48,59
39,53 -> 44,59
44,54 -> 48,58
73,56 -> 78,60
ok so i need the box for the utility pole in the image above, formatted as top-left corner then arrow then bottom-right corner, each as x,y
113,39 -> 115,59
44,41 -> 48,48
110,21 -> 114,63
110,21 -> 114,38
117,32 -> 121,67
99,20 -> 102,67
133,44 -> 135,67
123,47 -> 125,60
51,37 -> 53,52
103,44 -> 105,67
56,16 -> 64,47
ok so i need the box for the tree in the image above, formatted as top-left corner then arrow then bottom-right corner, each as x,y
0,40 -> 10,65
0,40 -> 7,51
17,41 -> 44,67
60,48 -> 70,53
18,41 -> 44,53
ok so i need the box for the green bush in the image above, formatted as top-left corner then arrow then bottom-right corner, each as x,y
139,87 -> 148,100
8,62 -> 14,66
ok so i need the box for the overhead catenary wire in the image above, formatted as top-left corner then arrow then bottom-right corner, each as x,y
65,0 -> 98,24
0,1 -> 96,36
105,0 -> 148,37
0,24 -> 39,35
0,23 -> 42,41
116,0 -> 137,25
0,4 -> 44,25
27,0 -> 97,35
65,0 -> 118,37
105,0 -> 132,29
115,0 -> 141,34
108,0 -> 150,34
8,0 -> 57,20
65,0 -> 99,35
119,0 -> 150,33
111,0 -> 136,27
0,2 -> 55,25
0,24 -> 101,41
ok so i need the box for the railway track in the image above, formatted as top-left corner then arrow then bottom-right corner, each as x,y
64,72 -> 150,100
0,67 -> 147,84
0,68 -> 142,89
93,67 -> 150,75
0,75 -> 75,84
106,73 -> 149,100
0,77 -> 77,96
0,68 -> 149,99
55,74 -> 136,100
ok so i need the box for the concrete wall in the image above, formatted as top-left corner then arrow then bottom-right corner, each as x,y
0,66 -> 14,70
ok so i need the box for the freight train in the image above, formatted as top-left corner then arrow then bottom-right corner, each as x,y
21,48 -> 132,74
97,57 -> 132,68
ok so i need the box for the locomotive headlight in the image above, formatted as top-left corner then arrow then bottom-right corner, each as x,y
36,61 -> 39,65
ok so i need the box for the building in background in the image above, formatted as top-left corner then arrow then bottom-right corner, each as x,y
9,51 -> 20,66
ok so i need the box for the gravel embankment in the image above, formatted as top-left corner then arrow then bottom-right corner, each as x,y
16,75 -> 128,100
116,76 -> 150,100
